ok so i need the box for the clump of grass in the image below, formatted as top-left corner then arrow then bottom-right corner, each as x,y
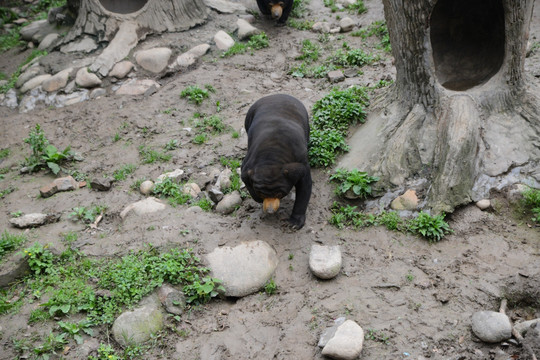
329,44 -> 377,67
290,0 -> 310,18
180,84 -> 215,105
352,20 -> 391,52
221,32 -> 269,57
296,39 -> 320,63
138,145 -> 172,164
1,50 -> 47,93
0,231 -> 27,262
329,204 -> 452,242
112,164 -> 136,181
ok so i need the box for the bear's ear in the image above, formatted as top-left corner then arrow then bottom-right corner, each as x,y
283,163 -> 305,181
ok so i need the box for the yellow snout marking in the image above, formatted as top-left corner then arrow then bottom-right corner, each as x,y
263,198 -> 280,213
270,4 -> 283,19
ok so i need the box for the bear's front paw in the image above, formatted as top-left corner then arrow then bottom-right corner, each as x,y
288,214 -> 305,230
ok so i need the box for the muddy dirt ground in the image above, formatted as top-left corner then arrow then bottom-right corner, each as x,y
1,0 -> 539,359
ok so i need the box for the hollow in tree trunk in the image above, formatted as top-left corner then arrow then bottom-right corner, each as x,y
339,0 -> 540,213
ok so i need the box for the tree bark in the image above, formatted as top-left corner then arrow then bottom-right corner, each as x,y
63,0 -> 208,43
339,0 -> 540,213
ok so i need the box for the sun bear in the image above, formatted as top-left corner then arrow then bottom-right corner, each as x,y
256,0 -> 294,24
241,94 -> 312,229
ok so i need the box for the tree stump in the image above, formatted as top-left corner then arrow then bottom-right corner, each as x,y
57,0 -> 208,75
339,0 -> 540,213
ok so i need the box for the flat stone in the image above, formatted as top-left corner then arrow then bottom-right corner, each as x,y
322,320 -> 364,360
42,68 -> 72,92
339,17 -> 355,32
208,187 -> 224,203
135,47 -> 172,73
183,183 -> 201,197
237,19 -> 261,40
214,30 -> 235,51
476,199 -> 491,210
156,169 -> 185,184
172,44 -> 210,69
60,36 -> 99,54
0,252 -> 30,287
472,311 -> 512,343
19,19 -> 56,41
158,284 -> 186,316
38,33 -> 60,50
20,74 -> 51,93
390,189 -> 419,211
318,317 -> 346,347
40,176 -> 79,197
327,70 -> 345,83
16,66 -> 42,88
120,197 -> 167,219
90,177 -> 113,191
112,294 -> 164,347
90,88 -> 106,99
309,245 -> 342,280
109,60 -> 134,79
75,67 -> 102,88
9,213 -> 60,228
206,240 -> 278,297
312,22 -> 331,33
215,191 -> 242,215
115,79 -> 160,96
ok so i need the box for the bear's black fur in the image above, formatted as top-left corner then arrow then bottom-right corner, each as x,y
241,94 -> 312,229
256,0 -> 294,24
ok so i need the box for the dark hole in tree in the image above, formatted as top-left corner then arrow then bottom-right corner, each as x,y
99,0 -> 148,14
430,0 -> 505,91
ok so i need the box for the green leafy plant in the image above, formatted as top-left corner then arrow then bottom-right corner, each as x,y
23,243 -> 54,276
522,187 -> 540,223
152,177 -> 191,206
365,328 -> 390,345
89,343 -> 120,360
183,276 -> 224,305
23,124 -> 75,174
330,168 -> 379,199
68,205 -> 106,224
347,0 -> 366,14
180,84 -> 215,105
287,19 -> 315,30
407,211 -> 452,242
264,278 -> 277,295
308,128 -> 348,168
58,320 -> 93,344
32,332 -> 68,358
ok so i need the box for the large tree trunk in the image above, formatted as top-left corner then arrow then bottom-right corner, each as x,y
56,0 -> 208,76
339,0 -> 540,213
